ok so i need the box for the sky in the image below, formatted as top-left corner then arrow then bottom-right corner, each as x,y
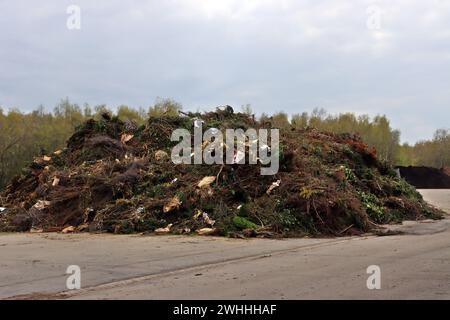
0,0 -> 449,143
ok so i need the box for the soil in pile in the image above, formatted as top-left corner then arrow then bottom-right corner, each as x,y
0,109 -> 444,237
397,166 -> 450,189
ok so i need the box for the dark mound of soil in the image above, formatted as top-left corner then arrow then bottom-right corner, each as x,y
0,108 -> 443,237
397,166 -> 450,189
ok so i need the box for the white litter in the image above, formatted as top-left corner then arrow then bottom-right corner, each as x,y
33,200 -> 51,210
266,179 -> 281,195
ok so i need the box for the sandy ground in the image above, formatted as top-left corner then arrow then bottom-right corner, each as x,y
0,189 -> 449,300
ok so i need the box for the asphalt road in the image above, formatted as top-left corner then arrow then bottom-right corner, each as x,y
0,189 -> 449,300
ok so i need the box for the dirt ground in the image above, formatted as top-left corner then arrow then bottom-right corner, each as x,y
0,189 -> 449,300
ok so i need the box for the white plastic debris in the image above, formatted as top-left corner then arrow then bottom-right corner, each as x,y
193,210 -> 215,226
136,207 -> 145,214
33,200 -> 51,210
0,207 -> 6,213
182,227 -> 191,233
202,213 -> 215,226
266,179 -> 281,195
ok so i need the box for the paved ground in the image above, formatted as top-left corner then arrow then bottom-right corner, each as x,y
419,189 -> 450,213
0,189 -> 449,300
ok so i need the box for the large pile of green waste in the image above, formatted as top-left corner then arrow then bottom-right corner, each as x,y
0,108 -> 443,237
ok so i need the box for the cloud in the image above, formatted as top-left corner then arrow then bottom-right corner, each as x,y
0,0 -> 449,143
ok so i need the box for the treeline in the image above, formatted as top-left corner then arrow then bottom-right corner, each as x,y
397,129 -> 450,168
263,108 -> 401,163
0,98 -> 181,188
0,100 -> 448,189
262,107 -> 449,168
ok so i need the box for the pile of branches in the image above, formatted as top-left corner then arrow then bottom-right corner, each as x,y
0,108 -> 443,237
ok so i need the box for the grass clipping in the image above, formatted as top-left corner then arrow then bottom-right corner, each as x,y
0,108 -> 444,237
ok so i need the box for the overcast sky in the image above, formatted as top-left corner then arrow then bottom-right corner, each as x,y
1,0 -> 449,143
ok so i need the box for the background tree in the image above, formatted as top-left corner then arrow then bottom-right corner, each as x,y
271,112 -> 290,129
148,98 -> 182,117
117,105 -> 145,124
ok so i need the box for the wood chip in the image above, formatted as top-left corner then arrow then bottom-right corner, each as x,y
163,196 -> 182,213
197,228 -> 217,236
62,226 -> 75,233
52,177 -> 60,187
155,224 -> 173,234
121,133 -> 134,144
197,176 -> 216,188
